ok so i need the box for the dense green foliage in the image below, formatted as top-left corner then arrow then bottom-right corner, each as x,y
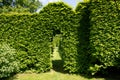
0,43 -> 20,78
40,2 -> 79,73
0,1 -> 120,76
76,1 -> 120,75
0,14 -> 52,73
0,6 -> 30,13
0,2 -> 79,75
76,2 -> 91,74
0,0 -> 42,13
89,0 -> 120,75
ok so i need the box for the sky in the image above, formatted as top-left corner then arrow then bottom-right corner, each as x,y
63,0 -> 83,8
39,0 -> 83,8
37,0 -> 83,12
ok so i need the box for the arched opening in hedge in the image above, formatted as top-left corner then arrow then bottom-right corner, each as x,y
39,2 -> 79,72
0,2 -> 79,75
52,30 -> 63,72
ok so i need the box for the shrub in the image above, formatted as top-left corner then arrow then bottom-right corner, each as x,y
0,43 -> 20,78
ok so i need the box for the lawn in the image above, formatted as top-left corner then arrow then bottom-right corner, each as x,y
8,70 -> 106,80
7,47 -> 120,80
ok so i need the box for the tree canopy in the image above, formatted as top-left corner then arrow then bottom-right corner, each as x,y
0,0 -> 42,13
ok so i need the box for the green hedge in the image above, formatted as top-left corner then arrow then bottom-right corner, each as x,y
76,1 -> 120,75
40,2 -> 79,73
1,1 -> 119,75
76,2 -> 91,74
0,2 -> 80,73
0,14 -> 52,72
89,0 -> 120,75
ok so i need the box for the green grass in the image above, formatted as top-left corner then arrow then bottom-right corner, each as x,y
52,47 -> 61,60
7,42 -> 120,80
8,70 -> 106,80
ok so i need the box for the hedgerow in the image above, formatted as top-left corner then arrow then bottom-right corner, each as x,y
0,2 -> 79,74
40,2 -> 80,73
0,14 -> 52,73
76,1 -> 120,75
89,0 -> 120,75
1,1 -> 119,76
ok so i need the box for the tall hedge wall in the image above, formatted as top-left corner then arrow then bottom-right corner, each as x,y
1,1 -> 119,76
0,2 -> 79,74
76,1 -> 120,75
89,0 -> 120,74
0,14 -> 52,72
40,2 -> 80,73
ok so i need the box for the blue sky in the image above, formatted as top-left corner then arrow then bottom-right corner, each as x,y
37,0 -> 83,12
39,0 -> 83,8
63,0 -> 83,8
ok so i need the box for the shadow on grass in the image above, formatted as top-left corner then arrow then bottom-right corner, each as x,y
52,60 -> 67,73
52,60 -> 120,80
1,74 -> 18,80
79,67 -> 120,80
94,67 -> 120,80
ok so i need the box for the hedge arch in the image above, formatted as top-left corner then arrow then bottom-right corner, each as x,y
40,2 -> 80,73
1,1 -> 120,77
0,2 -> 80,74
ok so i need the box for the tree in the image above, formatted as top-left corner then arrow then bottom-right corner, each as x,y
0,0 -> 42,13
